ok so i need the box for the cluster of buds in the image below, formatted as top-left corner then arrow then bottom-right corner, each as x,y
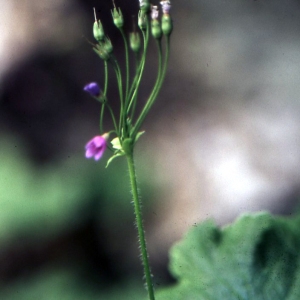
92,8 -> 114,61
84,1 -> 172,163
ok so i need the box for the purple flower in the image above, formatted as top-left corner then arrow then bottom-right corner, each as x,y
83,82 -> 101,97
85,134 -> 108,161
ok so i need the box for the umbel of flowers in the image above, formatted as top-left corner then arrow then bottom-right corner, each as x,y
84,0 -> 172,163
83,1 -> 172,300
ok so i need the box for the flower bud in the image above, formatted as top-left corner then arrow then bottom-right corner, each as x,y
161,13 -> 172,36
103,37 -> 113,54
160,1 -> 171,15
84,82 -> 101,97
139,0 -> 150,12
129,32 -> 141,52
151,5 -> 159,20
138,10 -> 147,31
93,44 -> 110,61
111,7 -> 124,28
93,8 -> 105,42
151,6 -> 162,39
93,20 -> 105,42
151,19 -> 162,39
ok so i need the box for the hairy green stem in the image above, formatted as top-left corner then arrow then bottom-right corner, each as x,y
126,152 -> 155,300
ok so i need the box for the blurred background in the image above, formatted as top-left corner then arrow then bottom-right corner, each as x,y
1,0 -> 300,298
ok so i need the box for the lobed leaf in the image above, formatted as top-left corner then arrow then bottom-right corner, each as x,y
156,212 -> 300,300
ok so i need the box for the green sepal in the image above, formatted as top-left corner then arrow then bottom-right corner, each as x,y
138,10 -> 147,31
134,131 -> 145,144
111,7 -> 124,28
93,20 -> 105,42
151,19 -> 162,39
162,14 -> 173,36
129,32 -> 141,53
111,137 -> 122,151
93,46 -> 110,61
92,94 -> 106,104
102,36 -> 113,54
140,0 -> 150,12
93,45 -> 110,61
105,151 -> 125,168
122,138 -> 133,155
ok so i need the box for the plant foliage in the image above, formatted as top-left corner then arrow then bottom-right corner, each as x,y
156,212 -> 300,300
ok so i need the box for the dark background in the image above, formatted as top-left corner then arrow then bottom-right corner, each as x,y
1,0 -> 300,298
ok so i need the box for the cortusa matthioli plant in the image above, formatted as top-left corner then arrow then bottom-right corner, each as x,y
82,1 -> 300,299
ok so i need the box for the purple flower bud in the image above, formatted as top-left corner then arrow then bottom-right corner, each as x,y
151,6 -> 159,20
160,0 -> 171,15
83,82 -> 101,97
85,134 -> 108,161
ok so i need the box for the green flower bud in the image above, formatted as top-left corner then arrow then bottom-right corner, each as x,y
151,19 -> 162,39
138,10 -> 147,31
139,0 -> 150,13
103,36 -> 113,54
162,13 -> 172,36
129,32 -> 141,53
111,7 -> 124,28
93,8 -> 105,42
93,20 -> 105,42
93,44 -> 110,61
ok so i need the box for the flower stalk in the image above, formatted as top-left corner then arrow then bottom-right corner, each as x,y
83,2 -> 172,299
126,150 -> 155,300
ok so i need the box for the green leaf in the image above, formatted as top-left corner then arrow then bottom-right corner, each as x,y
156,212 -> 300,300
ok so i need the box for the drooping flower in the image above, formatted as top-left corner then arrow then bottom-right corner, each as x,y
85,133 -> 109,161
160,0 -> 171,15
83,82 -> 101,97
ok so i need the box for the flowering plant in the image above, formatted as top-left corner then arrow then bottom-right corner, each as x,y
83,1 -> 172,299
80,2 -> 300,300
